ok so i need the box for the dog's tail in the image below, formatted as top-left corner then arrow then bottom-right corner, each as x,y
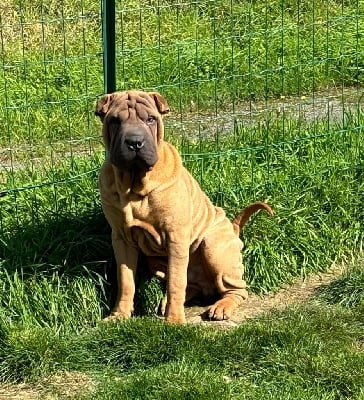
232,201 -> 274,236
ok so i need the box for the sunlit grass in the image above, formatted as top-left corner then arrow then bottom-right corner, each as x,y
0,1 -> 363,397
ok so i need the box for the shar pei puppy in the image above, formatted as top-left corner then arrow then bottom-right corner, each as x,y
96,90 -> 273,323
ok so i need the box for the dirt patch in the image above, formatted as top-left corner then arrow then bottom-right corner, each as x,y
185,262 -> 347,327
166,86 -> 363,139
0,371 -> 95,400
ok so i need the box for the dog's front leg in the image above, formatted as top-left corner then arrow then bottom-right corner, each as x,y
165,233 -> 189,324
109,235 -> 139,320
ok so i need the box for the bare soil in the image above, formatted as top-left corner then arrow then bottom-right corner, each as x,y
0,371 -> 95,400
166,87 -> 363,139
185,263 -> 346,328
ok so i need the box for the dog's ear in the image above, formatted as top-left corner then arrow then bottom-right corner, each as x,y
148,92 -> 170,115
95,94 -> 113,121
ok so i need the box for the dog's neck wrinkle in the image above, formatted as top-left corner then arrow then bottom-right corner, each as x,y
132,142 -> 182,196
111,142 -> 181,197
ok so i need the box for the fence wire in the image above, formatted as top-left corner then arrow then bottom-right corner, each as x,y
0,0 -> 363,236
0,1 -> 103,235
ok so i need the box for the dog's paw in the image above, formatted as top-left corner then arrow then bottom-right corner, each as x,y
103,310 -> 132,322
165,308 -> 186,324
166,314 -> 187,324
208,298 -> 237,321
164,303 -> 186,324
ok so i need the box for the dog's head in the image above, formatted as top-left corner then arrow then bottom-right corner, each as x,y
95,90 -> 170,172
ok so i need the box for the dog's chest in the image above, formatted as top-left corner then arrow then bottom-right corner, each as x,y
123,195 -> 167,256
123,194 -> 149,224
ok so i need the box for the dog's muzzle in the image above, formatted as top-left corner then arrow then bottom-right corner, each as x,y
109,125 -> 158,172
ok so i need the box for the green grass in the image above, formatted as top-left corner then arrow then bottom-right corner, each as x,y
319,260 -> 364,307
1,111 -> 363,397
0,300 -> 363,398
117,0 -> 364,108
0,1 -> 363,397
0,0 -> 363,150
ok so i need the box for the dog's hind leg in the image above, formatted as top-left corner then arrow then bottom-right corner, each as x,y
200,224 -> 248,320
207,274 -> 248,320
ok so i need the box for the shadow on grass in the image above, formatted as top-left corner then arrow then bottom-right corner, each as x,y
0,210 -> 110,275
0,210 -> 117,316
0,209 -> 165,319
316,260 -> 364,308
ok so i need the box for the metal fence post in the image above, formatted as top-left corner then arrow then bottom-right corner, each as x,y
102,0 -> 116,93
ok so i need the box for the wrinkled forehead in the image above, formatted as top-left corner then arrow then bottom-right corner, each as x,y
109,91 -> 157,120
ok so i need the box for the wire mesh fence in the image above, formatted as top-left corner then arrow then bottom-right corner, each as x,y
0,0 -> 363,239
0,1 -> 103,235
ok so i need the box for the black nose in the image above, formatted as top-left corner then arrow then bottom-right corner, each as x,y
125,136 -> 145,151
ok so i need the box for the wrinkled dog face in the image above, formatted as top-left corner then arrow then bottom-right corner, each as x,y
95,91 -> 169,172
106,101 -> 158,172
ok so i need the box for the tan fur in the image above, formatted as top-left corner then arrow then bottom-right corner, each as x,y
96,90 -> 273,323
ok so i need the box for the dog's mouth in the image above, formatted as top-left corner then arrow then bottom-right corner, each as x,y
128,154 -> 157,172
110,141 -> 158,172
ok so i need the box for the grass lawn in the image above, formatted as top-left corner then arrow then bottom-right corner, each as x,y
0,261 -> 363,398
0,0 -> 363,397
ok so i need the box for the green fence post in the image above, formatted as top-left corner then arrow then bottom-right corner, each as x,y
102,0 -> 116,93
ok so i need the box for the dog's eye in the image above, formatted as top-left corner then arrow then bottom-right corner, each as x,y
146,116 -> 156,125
